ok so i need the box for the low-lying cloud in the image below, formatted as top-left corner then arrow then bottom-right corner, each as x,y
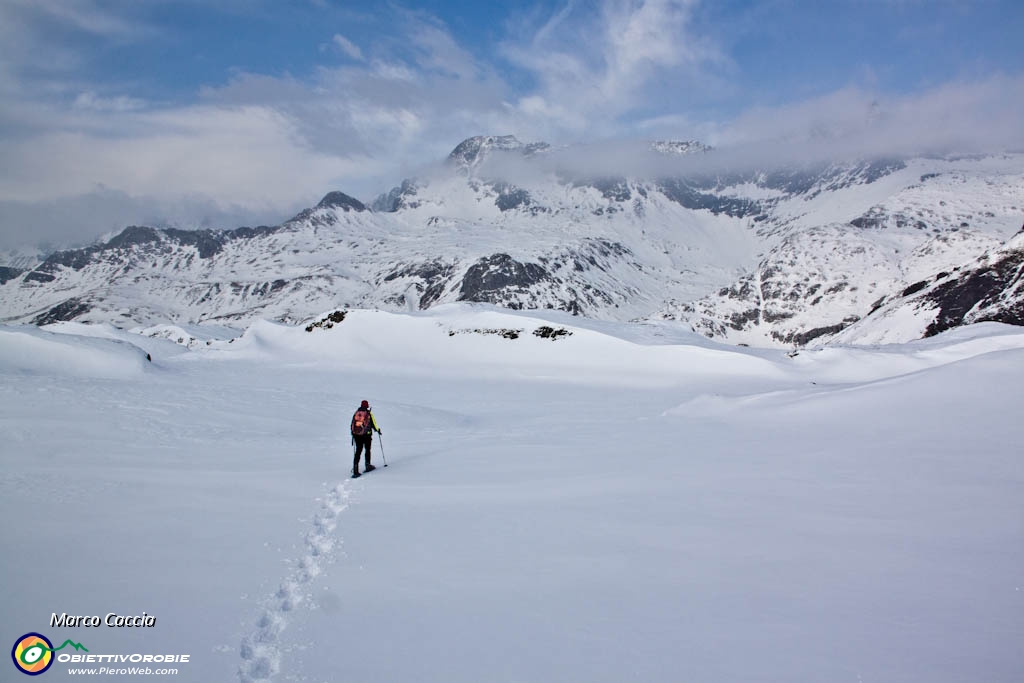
468,75 -> 1024,186
0,188 -> 295,255
715,78 -> 1024,162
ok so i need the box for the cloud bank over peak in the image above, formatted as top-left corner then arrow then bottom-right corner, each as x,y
715,78 -> 1024,161
0,0 -> 1021,250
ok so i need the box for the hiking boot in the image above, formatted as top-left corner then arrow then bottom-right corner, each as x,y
365,464 -> 376,472
352,469 -> 361,478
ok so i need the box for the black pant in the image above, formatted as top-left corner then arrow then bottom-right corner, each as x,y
352,434 -> 373,471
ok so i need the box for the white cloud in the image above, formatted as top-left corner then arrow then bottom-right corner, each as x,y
1,0 -> 146,38
0,11 -> 516,241
0,1 -> 136,88
712,76 -> 1024,162
0,105 -> 375,208
0,2 -> 724,241
601,0 -> 697,93
405,17 -> 482,81
0,1 -> 1021,251
500,0 -> 718,136
0,188 -> 291,251
369,60 -> 418,82
332,34 -> 364,61
73,91 -> 146,112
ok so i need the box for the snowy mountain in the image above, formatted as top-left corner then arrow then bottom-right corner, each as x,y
0,246 -> 43,285
830,228 -> 1024,345
1,137 -> 1022,346
653,157 -> 1024,345
662,225 -> 1009,346
446,134 -> 552,172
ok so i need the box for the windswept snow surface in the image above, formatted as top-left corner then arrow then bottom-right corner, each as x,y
2,306 -> 1022,682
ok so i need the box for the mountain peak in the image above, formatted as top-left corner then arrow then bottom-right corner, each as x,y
316,191 -> 366,212
447,135 -> 550,171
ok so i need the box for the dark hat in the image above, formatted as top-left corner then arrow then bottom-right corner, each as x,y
360,400 -> 369,409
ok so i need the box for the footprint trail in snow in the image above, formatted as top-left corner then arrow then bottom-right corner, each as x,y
238,482 -> 351,682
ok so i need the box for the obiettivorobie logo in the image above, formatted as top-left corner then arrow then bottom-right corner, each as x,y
11,633 -> 88,676
11,631 -> 190,677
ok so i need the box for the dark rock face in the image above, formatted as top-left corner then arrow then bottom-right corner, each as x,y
33,298 -> 91,325
316,191 -> 367,212
901,280 -> 930,297
38,248 -> 95,271
228,225 -> 279,241
24,270 -> 56,283
0,266 -> 22,284
305,310 -> 347,332
755,159 -> 905,198
25,245 -> 99,281
106,226 -> 161,249
923,246 -> 1024,337
457,254 -> 549,305
163,229 -> 224,259
241,279 -> 288,297
590,177 -> 633,202
728,308 -> 761,330
773,318 -> 859,346
656,178 -> 761,218
861,159 -> 906,183
493,183 -> 532,212
533,325 -> 572,340
383,260 -> 456,309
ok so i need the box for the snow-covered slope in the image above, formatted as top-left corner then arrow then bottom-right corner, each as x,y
1,138 -> 1022,346
0,247 -> 43,285
656,157 -> 1024,345
3,308 -> 1023,682
0,324 -> 152,378
0,246 -> 44,271
831,229 -> 1024,345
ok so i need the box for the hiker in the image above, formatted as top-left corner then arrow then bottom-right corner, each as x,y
351,400 -> 382,478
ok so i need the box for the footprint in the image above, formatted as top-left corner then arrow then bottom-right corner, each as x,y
238,483 -> 350,682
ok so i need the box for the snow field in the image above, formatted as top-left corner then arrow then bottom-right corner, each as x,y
2,306 -> 1022,682
0,325 -> 152,378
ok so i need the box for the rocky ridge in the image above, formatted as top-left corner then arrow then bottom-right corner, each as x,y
1,137 -> 1022,347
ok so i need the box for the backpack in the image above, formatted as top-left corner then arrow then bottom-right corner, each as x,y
351,408 -> 371,436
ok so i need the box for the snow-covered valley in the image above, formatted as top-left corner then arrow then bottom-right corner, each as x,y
2,306 -> 1022,682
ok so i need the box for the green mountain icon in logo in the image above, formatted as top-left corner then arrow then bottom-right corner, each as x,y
19,639 -> 89,665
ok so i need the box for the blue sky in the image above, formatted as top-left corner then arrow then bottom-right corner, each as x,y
0,0 -> 1022,248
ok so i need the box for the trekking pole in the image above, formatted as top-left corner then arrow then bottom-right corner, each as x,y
378,432 -> 388,467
